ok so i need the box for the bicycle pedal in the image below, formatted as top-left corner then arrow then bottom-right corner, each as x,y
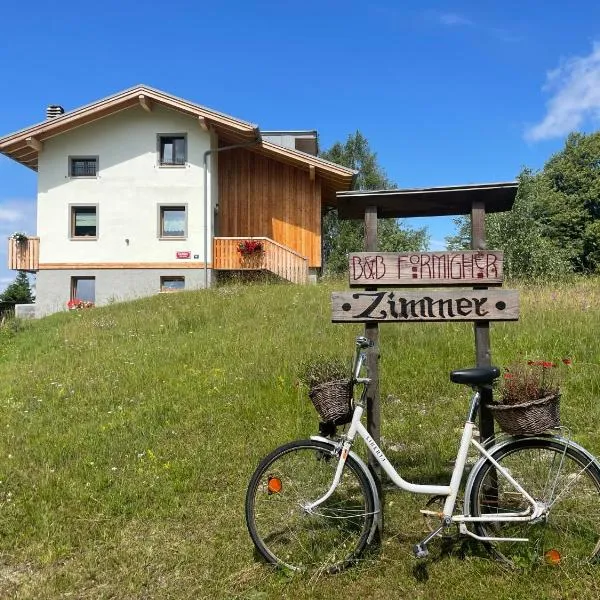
413,543 -> 429,559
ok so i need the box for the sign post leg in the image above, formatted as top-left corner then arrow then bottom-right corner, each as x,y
471,199 -> 495,443
364,205 -> 382,534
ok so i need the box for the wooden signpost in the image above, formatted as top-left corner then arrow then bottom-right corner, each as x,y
331,183 -> 520,535
332,289 -> 519,322
349,251 -> 504,287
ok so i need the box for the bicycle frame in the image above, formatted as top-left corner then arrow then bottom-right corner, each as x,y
306,346 -> 546,543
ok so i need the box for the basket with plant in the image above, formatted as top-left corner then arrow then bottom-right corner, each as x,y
299,356 -> 353,425
488,359 -> 571,435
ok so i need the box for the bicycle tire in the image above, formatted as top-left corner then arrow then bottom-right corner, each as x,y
468,436 -> 600,566
245,439 -> 375,573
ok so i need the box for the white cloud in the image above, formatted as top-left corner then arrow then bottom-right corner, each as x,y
0,199 -> 35,234
526,42 -> 600,141
0,207 -> 25,223
427,11 -> 473,27
438,13 -> 473,27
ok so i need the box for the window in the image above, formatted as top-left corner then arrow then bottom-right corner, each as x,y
70,205 -> 97,238
158,135 -> 186,166
71,277 -> 95,303
160,276 -> 185,292
159,205 -> 187,238
70,156 -> 98,177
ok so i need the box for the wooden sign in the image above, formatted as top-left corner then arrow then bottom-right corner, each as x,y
349,251 -> 503,287
332,290 -> 519,323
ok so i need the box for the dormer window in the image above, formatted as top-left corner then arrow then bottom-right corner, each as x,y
158,134 -> 186,166
70,156 -> 98,177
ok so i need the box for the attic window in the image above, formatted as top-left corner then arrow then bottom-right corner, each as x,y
70,156 -> 98,177
159,135 -> 187,166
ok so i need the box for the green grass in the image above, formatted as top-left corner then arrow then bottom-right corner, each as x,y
0,279 -> 599,599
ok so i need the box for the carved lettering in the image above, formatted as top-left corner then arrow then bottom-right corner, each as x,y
332,290 -> 518,322
350,251 -> 504,287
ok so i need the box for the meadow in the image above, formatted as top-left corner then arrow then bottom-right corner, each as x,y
0,279 -> 599,599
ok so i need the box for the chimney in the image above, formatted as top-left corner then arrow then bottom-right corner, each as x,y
46,105 -> 65,120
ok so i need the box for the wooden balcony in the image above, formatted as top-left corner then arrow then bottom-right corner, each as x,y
8,236 -> 39,272
213,237 -> 308,284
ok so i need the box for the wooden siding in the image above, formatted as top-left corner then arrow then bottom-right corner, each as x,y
218,148 -> 322,267
213,237 -> 308,284
8,237 -> 39,271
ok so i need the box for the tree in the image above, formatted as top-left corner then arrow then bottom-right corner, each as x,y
446,130 -> 600,279
1,271 -> 35,304
537,132 -> 600,272
447,170 -> 573,280
321,131 -> 428,274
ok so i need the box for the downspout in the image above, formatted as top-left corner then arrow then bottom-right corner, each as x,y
203,133 -> 261,288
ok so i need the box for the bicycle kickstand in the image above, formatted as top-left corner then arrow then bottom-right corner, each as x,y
413,524 -> 445,559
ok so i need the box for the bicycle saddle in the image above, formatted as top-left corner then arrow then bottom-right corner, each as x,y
450,367 -> 500,385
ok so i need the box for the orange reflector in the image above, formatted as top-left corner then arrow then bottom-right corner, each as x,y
267,476 -> 282,494
544,549 -> 561,565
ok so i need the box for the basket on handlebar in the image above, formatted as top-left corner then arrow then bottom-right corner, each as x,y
309,379 -> 353,425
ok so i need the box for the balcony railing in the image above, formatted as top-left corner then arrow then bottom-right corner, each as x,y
8,236 -> 40,272
213,237 -> 308,284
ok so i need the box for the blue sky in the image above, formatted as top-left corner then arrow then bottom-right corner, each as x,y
2,1 -> 600,289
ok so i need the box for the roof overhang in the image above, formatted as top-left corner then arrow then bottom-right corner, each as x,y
0,85 -> 262,171
0,85 -> 356,196
335,182 -> 519,219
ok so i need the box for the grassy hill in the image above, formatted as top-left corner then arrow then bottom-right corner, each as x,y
1,279 -> 599,599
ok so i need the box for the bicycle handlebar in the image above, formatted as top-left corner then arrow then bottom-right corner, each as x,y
355,336 -> 373,349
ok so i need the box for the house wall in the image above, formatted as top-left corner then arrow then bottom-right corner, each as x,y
35,268 -> 210,317
37,105 -> 212,265
35,105 -> 213,314
218,148 -> 322,267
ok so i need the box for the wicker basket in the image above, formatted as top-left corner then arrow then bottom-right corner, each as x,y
309,379 -> 353,425
487,394 -> 560,435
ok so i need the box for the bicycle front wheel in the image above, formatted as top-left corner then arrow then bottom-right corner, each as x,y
469,436 -> 600,566
245,439 -> 376,573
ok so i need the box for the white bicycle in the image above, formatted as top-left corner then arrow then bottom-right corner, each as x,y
245,336 -> 600,573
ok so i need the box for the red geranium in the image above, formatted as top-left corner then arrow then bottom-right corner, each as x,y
501,358 -> 570,405
237,240 -> 264,257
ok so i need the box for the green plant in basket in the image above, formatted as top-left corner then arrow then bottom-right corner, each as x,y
298,356 -> 352,424
491,358 -> 572,435
500,359 -> 569,405
298,356 -> 349,388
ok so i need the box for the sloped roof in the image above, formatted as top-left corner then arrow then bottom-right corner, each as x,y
336,182 -> 519,218
0,85 -> 356,194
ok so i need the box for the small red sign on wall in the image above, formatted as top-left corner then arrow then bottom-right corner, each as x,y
176,251 -> 191,259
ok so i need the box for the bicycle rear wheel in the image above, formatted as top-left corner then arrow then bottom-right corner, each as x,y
468,436 -> 600,566
245,439 -> 375,573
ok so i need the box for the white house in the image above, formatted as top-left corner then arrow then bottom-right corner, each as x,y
0,85 -> 355,316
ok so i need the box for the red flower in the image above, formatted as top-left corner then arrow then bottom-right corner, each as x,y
237,239 -> 264,256
562,358 -> 572,366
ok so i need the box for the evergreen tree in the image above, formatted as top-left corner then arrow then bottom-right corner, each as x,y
0,271 -> 35,304
321,131 -> 428,274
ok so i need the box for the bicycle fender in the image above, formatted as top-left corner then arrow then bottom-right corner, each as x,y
310,435 -> 382,543
463,434 -> 600,516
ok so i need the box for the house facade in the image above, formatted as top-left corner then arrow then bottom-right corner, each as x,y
0,86 -> 355,316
